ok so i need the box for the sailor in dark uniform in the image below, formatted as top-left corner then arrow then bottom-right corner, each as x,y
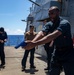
0,27 -> 8,67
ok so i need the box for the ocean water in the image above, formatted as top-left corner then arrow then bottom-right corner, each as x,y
5,35 -> 24,46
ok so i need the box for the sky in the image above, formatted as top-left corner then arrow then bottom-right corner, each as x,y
0,0 -> 35,35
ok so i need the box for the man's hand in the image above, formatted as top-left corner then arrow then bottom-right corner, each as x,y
22,41 -> 36,50
4,39 -> 7,42
0,40 -> 4,43
35,46 -> 38,49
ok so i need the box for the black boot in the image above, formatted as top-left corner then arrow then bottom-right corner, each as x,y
21,66 -> 26,71
30,65 -> 36,68
44,67 -> 49,70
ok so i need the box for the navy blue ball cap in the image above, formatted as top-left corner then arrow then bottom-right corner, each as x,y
0,27 -> 4,32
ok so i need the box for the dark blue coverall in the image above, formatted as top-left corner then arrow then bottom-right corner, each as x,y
42,17 -> 74,75
0,31 -> 7,66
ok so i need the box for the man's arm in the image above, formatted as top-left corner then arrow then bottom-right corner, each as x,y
24,30 -> 62,50
32,31 -> 46,42
35,30 -> 62,45
4,32 -> 8,42
0,40 -> 4,43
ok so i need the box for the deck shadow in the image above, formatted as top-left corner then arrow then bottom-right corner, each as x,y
23,68 -> 39,74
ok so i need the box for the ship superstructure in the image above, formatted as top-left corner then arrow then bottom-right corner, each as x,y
26,0 -> 74,56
